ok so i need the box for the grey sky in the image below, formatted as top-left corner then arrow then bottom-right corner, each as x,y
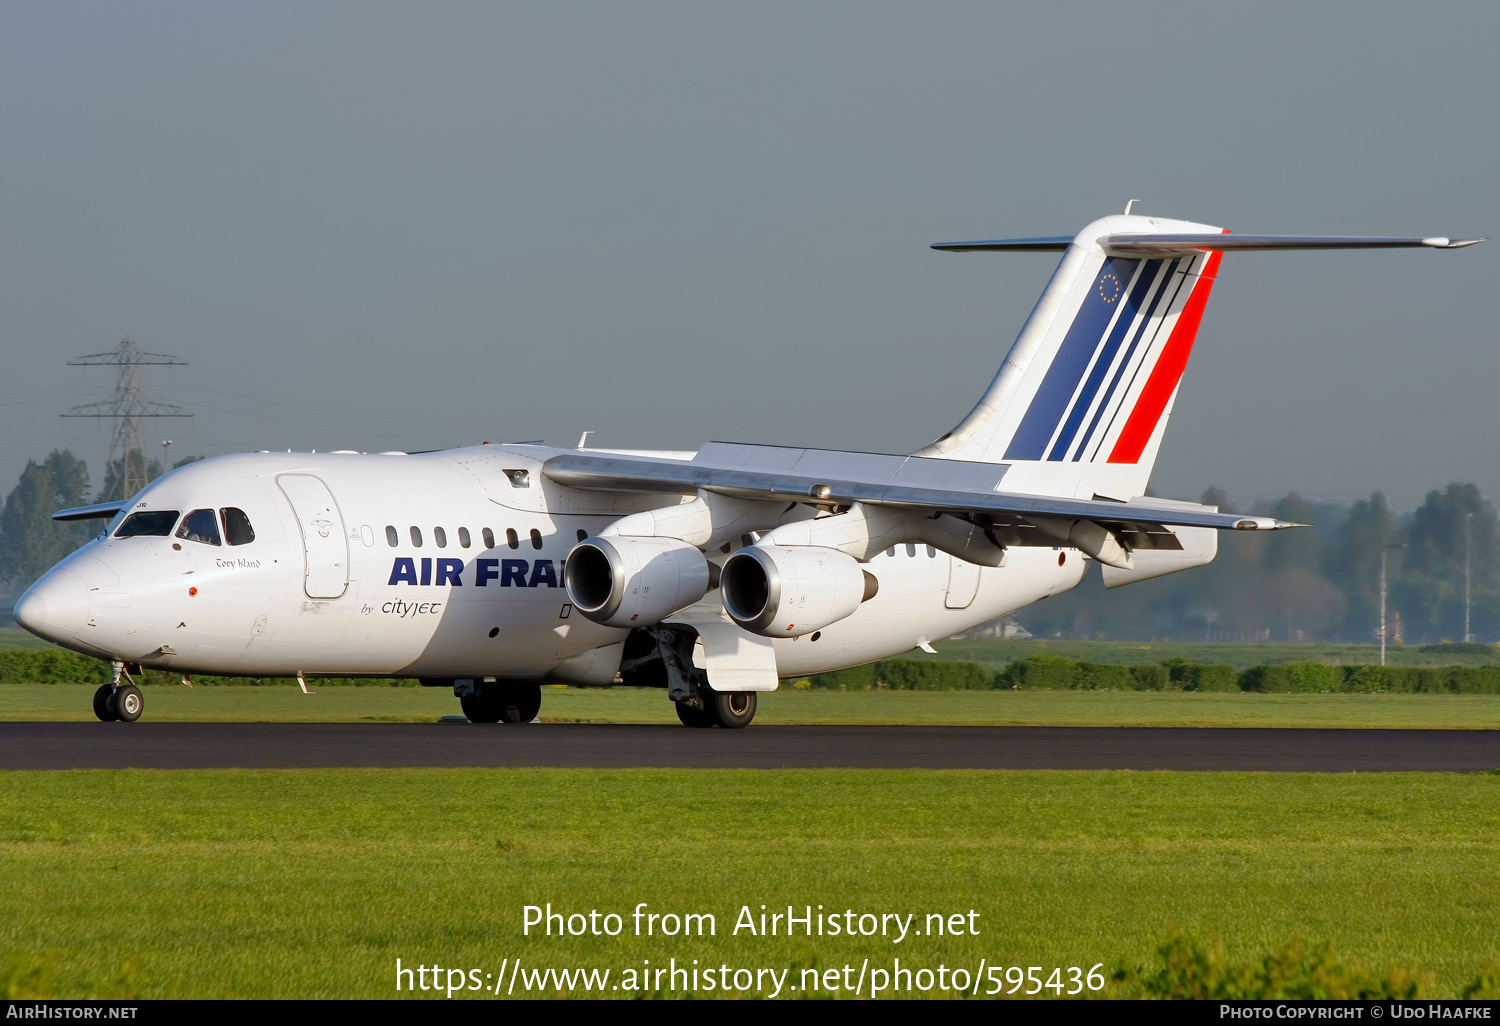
1,2 -> 1494,511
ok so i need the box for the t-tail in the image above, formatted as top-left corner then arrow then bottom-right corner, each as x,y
916,212 -> 1483,501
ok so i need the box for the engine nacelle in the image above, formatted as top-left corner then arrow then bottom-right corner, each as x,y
564,536 -> 710,628
720,544 -> 875,637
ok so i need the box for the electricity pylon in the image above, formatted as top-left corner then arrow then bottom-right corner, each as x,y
62,340 -> 192,500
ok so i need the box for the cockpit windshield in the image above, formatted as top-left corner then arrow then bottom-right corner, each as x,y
114,510 -> 181,538
176,509 -> 221,546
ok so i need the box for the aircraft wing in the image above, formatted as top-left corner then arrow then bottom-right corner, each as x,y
51,500 -> 130,522
540,442 -> 1300,534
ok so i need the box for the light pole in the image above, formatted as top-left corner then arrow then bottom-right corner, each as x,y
1464,513 -> 1473,643
1380,543 -> 1407,667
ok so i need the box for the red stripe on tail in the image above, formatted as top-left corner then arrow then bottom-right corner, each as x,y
1107,250 -> 1223,464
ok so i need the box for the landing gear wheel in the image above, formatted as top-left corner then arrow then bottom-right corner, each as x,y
496,681 -> 542,723
93,684 -> 120,722
112,684 -> 143,723
460,691 -> 503,723
707,690 -> 757,729
675,701 -> 715,728
460,681 -> 542,724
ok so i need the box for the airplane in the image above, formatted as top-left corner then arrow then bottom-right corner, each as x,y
12,210 -> 1483,728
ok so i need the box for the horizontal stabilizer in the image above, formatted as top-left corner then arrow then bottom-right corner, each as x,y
934,234 -> 1485,255
931,236 -> 1073,252
1101,234 -> 1486,256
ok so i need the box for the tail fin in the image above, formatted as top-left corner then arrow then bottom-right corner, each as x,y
916,214 -> 1225,500
917,213 -> 1482,500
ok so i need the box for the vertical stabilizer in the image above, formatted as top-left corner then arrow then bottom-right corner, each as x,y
916,214 -> 1225,500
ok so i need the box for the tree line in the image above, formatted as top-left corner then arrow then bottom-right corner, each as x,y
1020,484 -> 1500,644
2,448 -> 1496,643
0,448 -> 200,585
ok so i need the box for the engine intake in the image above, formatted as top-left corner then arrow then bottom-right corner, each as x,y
720,544 -> 876,637
564,536 -> 710,628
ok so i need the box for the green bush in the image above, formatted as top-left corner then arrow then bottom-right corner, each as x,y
795,659 -> 995,691
995,654 -> 1078,690
1113,935 -> 1426,1000
1073,661 -> 1134,690
0,649 -> 107,685
1129,664 -> 1169,691
0,649 -> 417,687
1241,661 -> 1342,693
1173,663 -> 1241,693
1337,665 -> 1500,694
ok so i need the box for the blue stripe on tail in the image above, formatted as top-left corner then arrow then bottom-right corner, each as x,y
1046,259 -> 1164,461
1004,258 -> 1140,461
1076,258 -> 1186,462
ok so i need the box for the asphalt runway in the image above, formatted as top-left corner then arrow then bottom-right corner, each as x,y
1,722 -> 1497,771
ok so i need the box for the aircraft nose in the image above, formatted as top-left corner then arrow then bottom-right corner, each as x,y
13,570 -> 90,641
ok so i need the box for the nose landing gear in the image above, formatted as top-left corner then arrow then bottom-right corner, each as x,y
93,667 -> 143,723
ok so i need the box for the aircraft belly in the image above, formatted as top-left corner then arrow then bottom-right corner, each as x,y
772,548 -> 1085,677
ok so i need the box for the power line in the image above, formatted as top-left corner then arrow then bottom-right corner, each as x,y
61,340 -> 192,500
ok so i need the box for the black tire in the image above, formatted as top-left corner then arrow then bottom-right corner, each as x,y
93,684 -> 119,722
460,690 -> 503,723
496,681 -> 542,723
675,701 -> 716,728
460,681 -> 542,724
112,684 -> 143,723
707,689 -> 756,729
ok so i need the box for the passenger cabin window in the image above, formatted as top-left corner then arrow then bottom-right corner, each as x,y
410,526 -> 423,547
176,509 -> 222,546
458,527 -> 471,548
434,527 -> 448,548
482,528 -> 495,549
385,526 -> 399,547
530,529 -> 543,550
506,529 -> 519,550
115,510 -> 181,538
222,508 -> 255,546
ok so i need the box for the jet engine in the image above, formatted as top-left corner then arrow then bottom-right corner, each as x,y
719,544 -> 877,637
564,536 -> 711,628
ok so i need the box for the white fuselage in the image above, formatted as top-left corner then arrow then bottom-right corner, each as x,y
20,446 -> 1086,682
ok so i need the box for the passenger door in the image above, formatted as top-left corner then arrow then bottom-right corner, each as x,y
277,474 -> 350,599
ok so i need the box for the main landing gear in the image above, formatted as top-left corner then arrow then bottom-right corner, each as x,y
446,679 -> 542,724
675,689 -> 757,729
622,624 -> 759,729
93,662 -> 144,722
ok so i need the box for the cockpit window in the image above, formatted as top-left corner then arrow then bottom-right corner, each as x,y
221,508 -> 255,546
115,510 -> 181,538
176,509 -> 222,546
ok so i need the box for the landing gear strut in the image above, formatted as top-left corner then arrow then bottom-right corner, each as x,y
455,679 -> 542,724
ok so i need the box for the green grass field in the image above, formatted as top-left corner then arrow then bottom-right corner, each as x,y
6,682 -> 1500,729
2,768 -> 1497,999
